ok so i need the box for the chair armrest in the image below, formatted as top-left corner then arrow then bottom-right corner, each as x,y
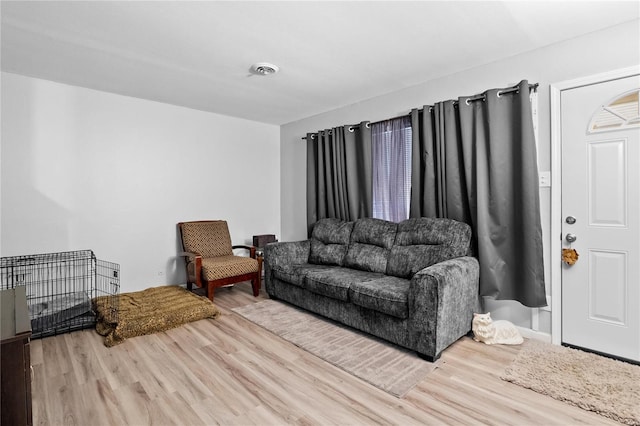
232,244 -> 256,258
179,251 -> 202,288
179,251 -> 200,259
408,256 -> 480,359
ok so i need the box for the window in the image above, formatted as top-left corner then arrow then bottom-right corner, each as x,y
371,116 -> 412,222
588,89 -> 640,133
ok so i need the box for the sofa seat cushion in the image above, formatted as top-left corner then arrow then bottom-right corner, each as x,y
349,276 -> 410,319
271,263 -> 334,287
305,268 -> 382,301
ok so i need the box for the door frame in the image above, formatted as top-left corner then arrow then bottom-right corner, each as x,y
550,65 -> 640,345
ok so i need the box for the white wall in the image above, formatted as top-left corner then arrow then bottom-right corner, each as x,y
1,72 -> 281,292
280,20 -> 640,333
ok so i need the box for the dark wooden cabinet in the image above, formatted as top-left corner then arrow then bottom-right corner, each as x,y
1,286 -> 33,426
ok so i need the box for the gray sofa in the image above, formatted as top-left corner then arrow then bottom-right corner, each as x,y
264,217 -> 480,361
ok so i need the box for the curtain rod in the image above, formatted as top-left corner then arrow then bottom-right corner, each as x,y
461,82 -> 539,105
302,122 -> 370,140
301,82 -> 538,140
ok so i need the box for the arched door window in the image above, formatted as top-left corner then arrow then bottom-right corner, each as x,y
588,89 -> 640,133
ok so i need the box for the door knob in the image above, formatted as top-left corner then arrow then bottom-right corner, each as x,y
566,233 -> 577,243
566,216 -> 577,224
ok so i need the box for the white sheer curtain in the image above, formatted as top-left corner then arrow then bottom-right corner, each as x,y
371,116 -> 412,222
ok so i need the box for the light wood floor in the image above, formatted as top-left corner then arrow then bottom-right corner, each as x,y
31,282 -> 620,425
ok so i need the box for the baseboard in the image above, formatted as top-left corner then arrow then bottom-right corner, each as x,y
516,326 -> 551,343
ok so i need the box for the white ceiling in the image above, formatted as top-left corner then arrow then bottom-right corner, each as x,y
2,1 -> 638,125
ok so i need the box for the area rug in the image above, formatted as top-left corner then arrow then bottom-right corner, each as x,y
232,299 -> 437,397
93,285 -> 220,347
501,339 -> 640,425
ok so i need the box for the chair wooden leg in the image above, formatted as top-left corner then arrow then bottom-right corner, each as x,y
206,283 -> 215,301
186,281 -> 193,291
251,278 -> 260,297
256,257 -> 263,292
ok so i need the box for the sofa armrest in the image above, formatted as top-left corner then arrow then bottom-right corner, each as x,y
264,240 -> 310,269
408,256 -> 480,359
263,241 -> 310,295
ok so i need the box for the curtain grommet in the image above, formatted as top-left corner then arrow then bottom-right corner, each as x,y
465,98 -> 471,106
497,91 -> 502,98
348,126 -> 354,133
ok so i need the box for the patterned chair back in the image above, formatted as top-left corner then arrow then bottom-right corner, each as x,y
180,221 -> 234,258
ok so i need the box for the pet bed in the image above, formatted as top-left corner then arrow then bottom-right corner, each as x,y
93,285 -> 220,347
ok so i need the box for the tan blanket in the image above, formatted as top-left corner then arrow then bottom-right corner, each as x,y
93,285 -> 220,347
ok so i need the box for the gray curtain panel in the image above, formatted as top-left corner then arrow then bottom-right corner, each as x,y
410,80 -> 546,308
410,101 -> 472,223
307,122 -> 372,235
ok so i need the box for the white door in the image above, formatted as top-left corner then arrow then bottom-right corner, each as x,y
561,75 -> 640,362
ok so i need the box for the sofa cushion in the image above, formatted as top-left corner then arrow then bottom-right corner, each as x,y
344,218 -> 397,273
387,217 -> 472,278
305,267 -> 382,301
309,239 -> 347,266
349,276 -> 410,319
271,263 -> 334,287
387,246 -> 462,279
309,219 -> 354,266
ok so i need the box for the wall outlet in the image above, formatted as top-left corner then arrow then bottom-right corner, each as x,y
539,171 -> 551,187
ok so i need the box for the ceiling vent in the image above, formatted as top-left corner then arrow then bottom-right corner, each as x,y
251,62 -> 279,76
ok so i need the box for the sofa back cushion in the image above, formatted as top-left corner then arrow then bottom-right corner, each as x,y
309,218 -> 354,266
386,217 -> 472,278
344,218 -> 397,273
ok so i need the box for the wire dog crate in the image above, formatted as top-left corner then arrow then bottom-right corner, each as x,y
0,250 -> 120,339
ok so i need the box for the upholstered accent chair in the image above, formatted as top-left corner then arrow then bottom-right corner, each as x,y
178,220 -> 261,301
